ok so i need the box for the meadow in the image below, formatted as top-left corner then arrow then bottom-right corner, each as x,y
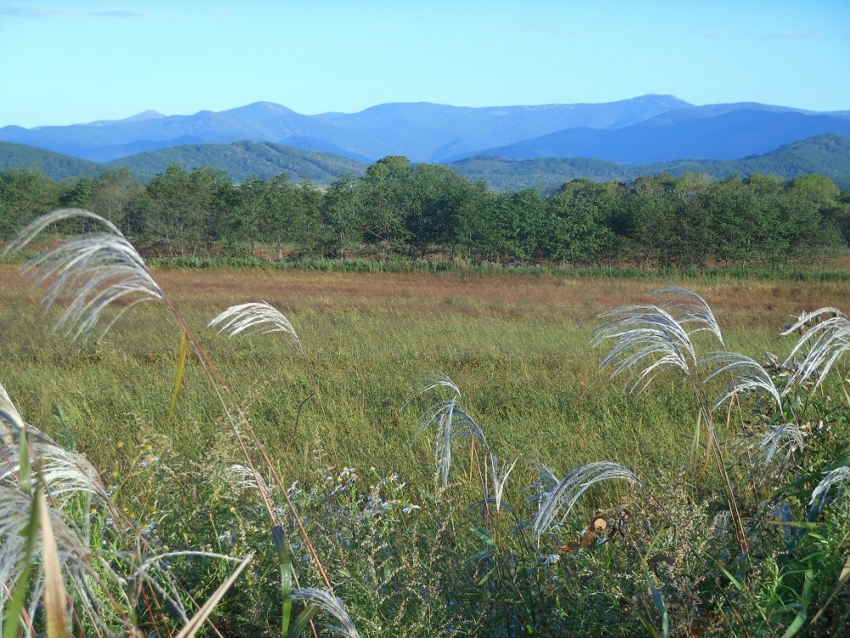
3,249 -> 850,636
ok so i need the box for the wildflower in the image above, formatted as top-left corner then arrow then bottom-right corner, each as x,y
402,503 -> 420,514
116,440 -> 124,448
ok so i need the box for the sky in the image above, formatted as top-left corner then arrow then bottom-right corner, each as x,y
1,0 -> 848,128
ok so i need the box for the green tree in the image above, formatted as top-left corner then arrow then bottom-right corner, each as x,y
406,164 -> 473,259
546,191 -> 615,264
320,174 -> 363,259
142,164 -> 233,256
360,156 -> 414,257
0,168 -> 60,241
88,168 -> 143,232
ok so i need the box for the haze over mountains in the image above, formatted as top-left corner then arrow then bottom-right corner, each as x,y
3,94 -> 850,165
4,133 -> 850,191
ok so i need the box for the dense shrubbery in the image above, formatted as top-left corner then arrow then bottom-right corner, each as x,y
1,160 -> 847,269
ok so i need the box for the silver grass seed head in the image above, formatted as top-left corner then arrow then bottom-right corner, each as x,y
489,454 -> 518,512
408,376 -> 488,487
7,209 -> 164,341
701,352 -> 783,413
401,373 -> 461,411
531,461 -> 640,538
291,588 -> 361,638
0,382 -> 106,503
781,310 -> 850,394
208,301 -> 300,345
647,287 -> 724,345
757,422 -> 805,464
809,466 -> 850,510
0,383 -> 25,435
594,288 -> 723,393
229,464 -> 272,498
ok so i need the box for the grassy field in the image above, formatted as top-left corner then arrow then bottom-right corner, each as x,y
4,265 -> 843,482
4,262 -> 850,636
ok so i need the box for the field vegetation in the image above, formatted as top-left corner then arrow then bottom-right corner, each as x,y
3,209 -> 850,636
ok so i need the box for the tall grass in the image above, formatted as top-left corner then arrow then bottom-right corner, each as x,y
3,210 -> 850,635
2,209 -> 360,637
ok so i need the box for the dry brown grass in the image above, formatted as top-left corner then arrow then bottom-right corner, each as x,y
4,263 -> 849,327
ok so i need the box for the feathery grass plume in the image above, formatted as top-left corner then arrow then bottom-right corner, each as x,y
5,208 -> 164,341
208,301 -> 300,345
701,352 -> 783,412
0,478 -> 147,636
290,588 -> 361,638
531,462 -> 640,538
417,396 -> 487,487
489,454 -> 518,513
757,422 -> 805,464
1,384 -> 109,507
650,287 -> 725,344
229,464 -> 273,499
593,288 -> 722,393
809,466 -> 850,511
0,383 -> 24,432
401,373 -> 462,410
781,308 -> 850,393
407,375 -> 488,486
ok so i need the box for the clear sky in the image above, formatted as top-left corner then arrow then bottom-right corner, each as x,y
1,0 -> 848,128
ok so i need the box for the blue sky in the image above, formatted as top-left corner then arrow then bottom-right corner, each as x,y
1,0 -> 848,128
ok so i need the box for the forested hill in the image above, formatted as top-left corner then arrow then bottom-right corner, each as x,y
449,134 -> 850,191
107,141 -> 368,182
0,140 -> 367,185
2,134 -> 849,190
0,141 -> 102,181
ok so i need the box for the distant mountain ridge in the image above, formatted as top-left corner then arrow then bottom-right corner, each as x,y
468,110 -> 850,164
3,95 -> 849,165
449,133 -> 850,191
3,133 -> 849,191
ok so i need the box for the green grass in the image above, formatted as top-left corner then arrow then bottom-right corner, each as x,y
4,254 -> 850,636
0,288 -> 784,490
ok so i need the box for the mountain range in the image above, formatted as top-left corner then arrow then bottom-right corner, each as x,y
3,94 -> 850,165
3,133 -> 850,191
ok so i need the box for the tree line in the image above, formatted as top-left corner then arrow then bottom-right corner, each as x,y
1,157 -> 848,268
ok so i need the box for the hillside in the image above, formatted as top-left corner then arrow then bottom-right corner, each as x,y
449,134 -> 850,191
0,140 -> 367,184
108,140 -> 367,182
0,141 -> 102,181
3,134 -> 849,191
